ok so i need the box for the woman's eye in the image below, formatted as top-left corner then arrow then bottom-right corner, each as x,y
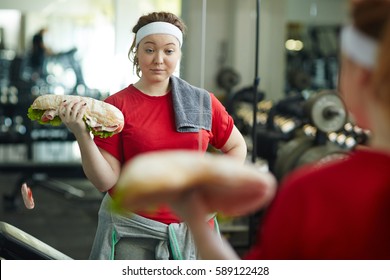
145,48 -> 154,53
166,49 -> 174,55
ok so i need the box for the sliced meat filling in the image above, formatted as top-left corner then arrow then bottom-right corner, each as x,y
40,109 -> 120,132
41,109 -> 58,122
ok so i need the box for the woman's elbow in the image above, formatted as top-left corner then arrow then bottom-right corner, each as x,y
221,135 -> 247,163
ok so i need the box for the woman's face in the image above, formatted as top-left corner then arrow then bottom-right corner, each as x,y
137,34 -> 181,83
339,56 -> 355,111
339,55 -> 371,129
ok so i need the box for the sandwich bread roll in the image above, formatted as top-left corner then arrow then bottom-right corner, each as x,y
28,94 -> 124,138
111,150 -> 277,217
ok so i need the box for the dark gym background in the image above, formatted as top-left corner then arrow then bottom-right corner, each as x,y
0,174 -> 102,259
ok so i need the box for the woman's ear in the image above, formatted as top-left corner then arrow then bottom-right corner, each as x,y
355,66 -> 379,101
356,66 -> 374,89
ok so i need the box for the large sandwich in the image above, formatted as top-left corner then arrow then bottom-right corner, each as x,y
27,94 -> 124,138
111,150 -> 277,217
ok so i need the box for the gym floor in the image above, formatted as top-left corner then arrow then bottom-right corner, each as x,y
0,173 -> 102,260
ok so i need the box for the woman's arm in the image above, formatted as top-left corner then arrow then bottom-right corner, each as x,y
74,131 -> 121,192
172,190 -> 240,260
220,125 -> 247,163
180,124 -> 246,258
59,99 -> 121,192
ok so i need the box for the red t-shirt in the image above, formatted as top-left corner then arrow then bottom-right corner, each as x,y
244,148 -> 390,260
94,85 -> 233,224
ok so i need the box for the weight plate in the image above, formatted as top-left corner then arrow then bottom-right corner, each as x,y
305,91 -> 347,133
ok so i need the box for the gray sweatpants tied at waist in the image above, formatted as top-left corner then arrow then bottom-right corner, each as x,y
89,193 -> 197,260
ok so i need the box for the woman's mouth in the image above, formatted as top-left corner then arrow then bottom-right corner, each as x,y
151,69 -> 164,73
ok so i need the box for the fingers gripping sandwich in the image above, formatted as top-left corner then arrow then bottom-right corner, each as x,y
27,94 -> 124,138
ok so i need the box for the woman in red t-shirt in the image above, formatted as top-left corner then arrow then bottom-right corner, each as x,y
59,11 -> 247,260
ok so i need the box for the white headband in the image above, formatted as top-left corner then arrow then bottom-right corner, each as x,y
135,22 -> 183,47
340,25 -> 378,69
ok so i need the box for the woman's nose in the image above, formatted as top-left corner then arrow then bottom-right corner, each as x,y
153,51 -> 164,64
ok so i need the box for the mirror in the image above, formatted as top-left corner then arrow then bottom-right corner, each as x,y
0,0 -> 182,95
285,22 -> 341,93
0,0 -> 115,95
284,0 -> 349,94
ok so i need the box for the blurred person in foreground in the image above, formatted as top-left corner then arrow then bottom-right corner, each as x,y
171,0 -> 390,260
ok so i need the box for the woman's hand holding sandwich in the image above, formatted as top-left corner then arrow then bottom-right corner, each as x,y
59,99 -> 89,137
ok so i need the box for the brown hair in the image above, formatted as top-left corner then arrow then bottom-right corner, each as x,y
128,12 -> 187,78
352,1 -> 390,105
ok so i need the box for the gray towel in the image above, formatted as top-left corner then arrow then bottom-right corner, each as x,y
170,75 -> 212,132
89,194 -> 197,260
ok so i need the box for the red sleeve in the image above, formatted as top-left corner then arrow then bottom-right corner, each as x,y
94,133 -> 123,162
209,93 -> 234,149
244,176 -> 307,260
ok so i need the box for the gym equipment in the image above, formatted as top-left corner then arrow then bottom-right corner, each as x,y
217,67 -> 241,93
232,89 -> 368,180
304,90 -> 347,133
216,41 -> 241,95
272,90 -> 349,180
0,221 -> 72,260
